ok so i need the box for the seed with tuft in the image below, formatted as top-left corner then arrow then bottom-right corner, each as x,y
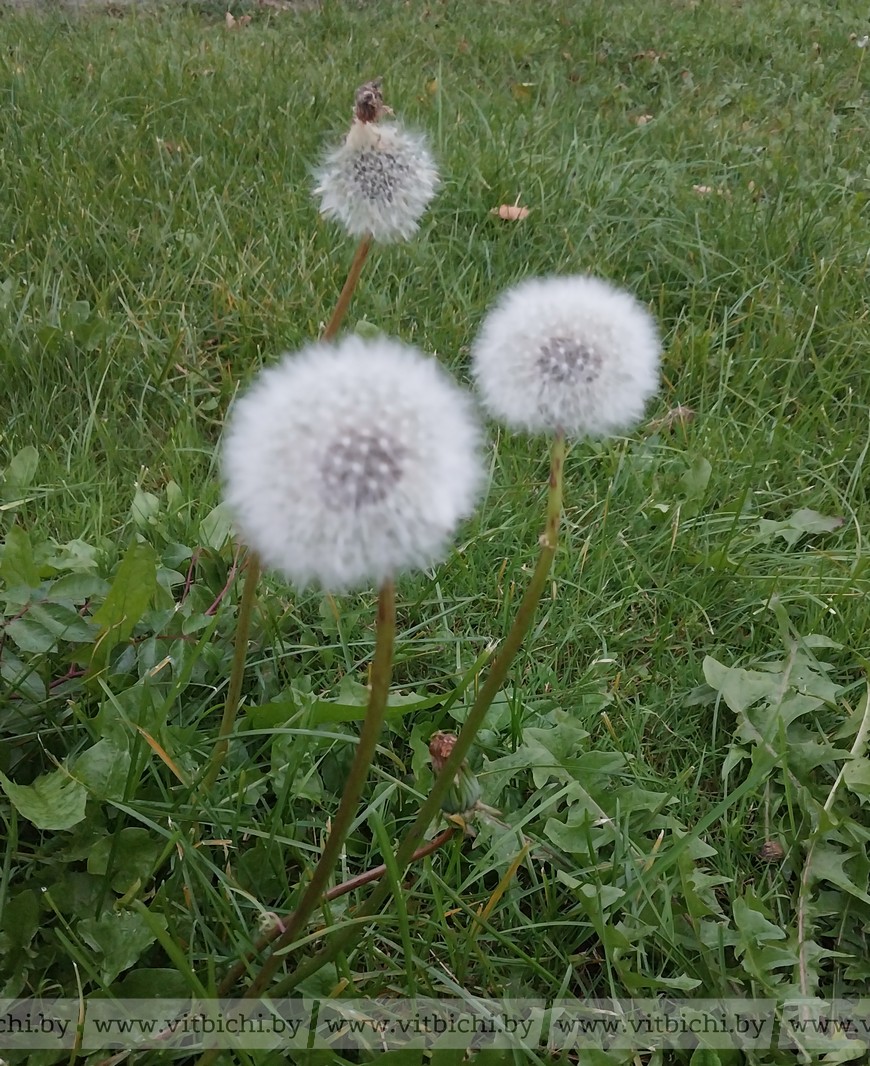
537,336 -> 603,386
321,428 -> 405,508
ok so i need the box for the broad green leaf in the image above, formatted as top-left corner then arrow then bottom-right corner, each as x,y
48,572 -> 109,601
680,454 -> 712,499
843,757 -> 870,803
313,688 -> 445,723
0,889 -> 39,953
271,733 -> 324,802
690,1050 -> 744,1066
0,767 -> 87,830
78,908 -> 166,984
73,738 -> 132,801
2,445 -> 39,494
733,896 -> 786,944
87,827 -> 164,894
353,319 -> 382,339
758,507 -> 844,547
199,501 -> 233,550
5,601 -> 97,654
0,651 -> 47,702
130,485 -> 160,530
48,538 -> 100,572
248,685 -> 445,727
0,524 -> 41,590
114,968 -> 192,998
731,894 -> 797,983
90,540 -> 158,669
806,843 -> 870,904
702,656 -> 780,714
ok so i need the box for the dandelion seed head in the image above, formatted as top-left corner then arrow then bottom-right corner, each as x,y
222,336 -> 484,591
471,275 -> 661,438
320,427 -> 406,508
314,120 -> 439,243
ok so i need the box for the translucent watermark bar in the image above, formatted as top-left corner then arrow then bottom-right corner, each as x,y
779,999 -> 870,1053
3,997 -> 870,1051
548,999 -> 775,1051
311,998 -> 546,1051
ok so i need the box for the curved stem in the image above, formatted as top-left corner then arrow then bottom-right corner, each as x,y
240,579 -> 396,1000
322,235 -> 372,341
199,552 -> 261,796
217,826 -> 457,996
269,432 -> 567,997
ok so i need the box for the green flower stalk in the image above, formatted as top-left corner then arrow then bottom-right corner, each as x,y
258,434 -> 566,1001
199,334 -> 484,1029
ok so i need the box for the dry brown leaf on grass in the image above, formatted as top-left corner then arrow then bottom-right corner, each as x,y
649,405 -> 697,432
225,11 -> 253,29
491,202 -> 530,221
692,184 -> 731,199
510,82 -> 535,102
632,113 -> 654,126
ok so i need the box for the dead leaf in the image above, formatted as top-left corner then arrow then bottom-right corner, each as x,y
157,138 -> 184,155
425,77 -> 439,95
491,203 -> 530,221
633,49 -> 666,61
225,11 -> 252,29
649,405 -> 697,432
632,113 -> 654,125
692,184 -> 731,199
510,82 -> 535,102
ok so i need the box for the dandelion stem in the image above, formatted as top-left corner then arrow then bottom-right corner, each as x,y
266,432 -> 567,997
237,579 -> 396,1000
199,551 -> 261,795
216,826 -> 457,996
322,235 -> 372,340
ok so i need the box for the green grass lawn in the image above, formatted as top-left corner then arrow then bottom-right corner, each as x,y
1,1 -> 870,1063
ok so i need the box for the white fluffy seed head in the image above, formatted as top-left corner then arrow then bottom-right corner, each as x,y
313,120 -> 439,243
471,275 -> 662,438
222,336 -> 484,591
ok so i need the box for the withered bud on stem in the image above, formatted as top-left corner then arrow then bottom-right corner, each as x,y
354,78 -> 392,124
429,731 -> 483,815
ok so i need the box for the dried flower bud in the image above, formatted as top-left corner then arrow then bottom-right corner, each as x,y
429,731 -> 482,816
758,840 -> 785,863
354,77 -> 390,124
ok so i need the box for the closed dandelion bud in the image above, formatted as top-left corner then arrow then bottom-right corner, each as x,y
222,336 -> 485,592
471,275 -> 662,438
313,81 -> 439,244
429,731 -> 482,815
